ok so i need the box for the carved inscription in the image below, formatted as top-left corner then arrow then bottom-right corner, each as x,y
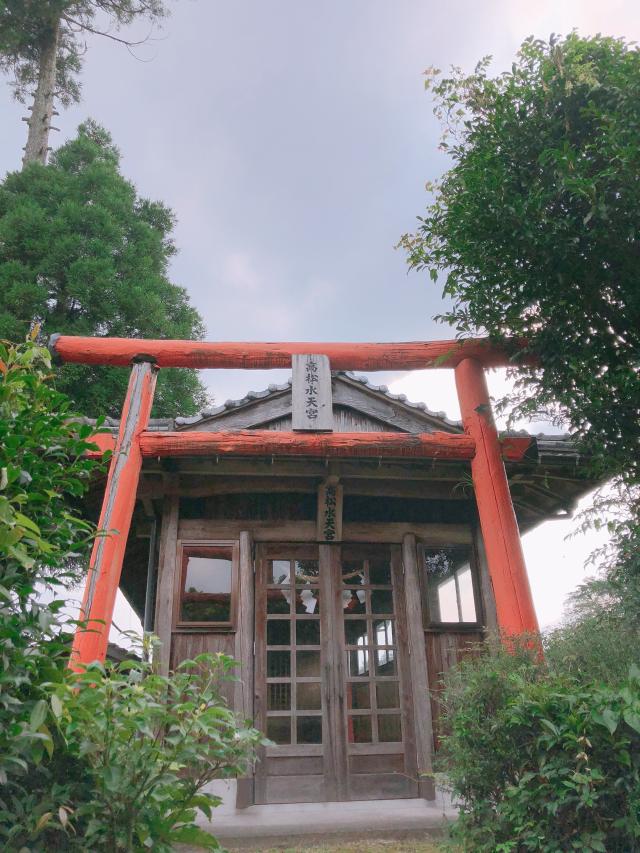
317,482 -> 343,542
292,354 -> 333,431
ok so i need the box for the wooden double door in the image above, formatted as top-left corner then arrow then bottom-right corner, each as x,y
254,542 -> 419,804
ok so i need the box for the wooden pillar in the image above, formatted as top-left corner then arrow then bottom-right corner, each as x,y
235,531 -> 255,809
70,359 -> 158,668
455,358 -> 539,635
401,534 -> 436,800
320,544 -> 348,801
153,488 -> 179,676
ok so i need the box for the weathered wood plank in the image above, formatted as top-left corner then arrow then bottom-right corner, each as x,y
235,530 -> 255,809
402,533 -> 436,800
52,334 -> 527,370
332,379 -> 458,434
474,527 -> 498,631
320,544 -> 348,801
391,546 -> 419,797
253,545 -> 269,805
348,773 -> 417,800
145,457 -> 472,481
169,632 -> 236,706
264,775 -> 325,803
235,531 -> 255,719
140,429 -> 476,459
292,354 -> 333,431
138,475 -> 468,501
185,389 -> 292,432
177,519 -> 473,545
153,490 -> 179,675
425,630 -> 484,749
317,482 -> 343,542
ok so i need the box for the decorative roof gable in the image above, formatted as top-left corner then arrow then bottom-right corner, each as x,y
175,372 -> 463,435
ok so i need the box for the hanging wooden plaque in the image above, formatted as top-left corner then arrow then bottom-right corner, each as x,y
317,481 -> 343,542
292,353 -> 334,431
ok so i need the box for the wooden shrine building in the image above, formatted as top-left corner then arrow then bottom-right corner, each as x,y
53,335 -> 596,808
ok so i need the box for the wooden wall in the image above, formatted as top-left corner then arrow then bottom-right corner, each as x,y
169,632 -> 237,707
425,630 -> 484,748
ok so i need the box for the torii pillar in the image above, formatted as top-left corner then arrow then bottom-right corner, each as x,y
455,358 -> 539,634
70,357 -> 158,669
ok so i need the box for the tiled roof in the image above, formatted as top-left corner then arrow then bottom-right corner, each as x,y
174,371 -> 462,429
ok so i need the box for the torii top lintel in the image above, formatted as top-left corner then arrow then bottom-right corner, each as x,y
65,331 -> 541,669
49,334 -> 530,371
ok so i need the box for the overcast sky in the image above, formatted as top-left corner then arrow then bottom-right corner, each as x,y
2,0 -> 635,634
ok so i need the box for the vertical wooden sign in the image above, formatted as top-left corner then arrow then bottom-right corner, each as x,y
317,481 -> 343,542
292,353 -> 334,431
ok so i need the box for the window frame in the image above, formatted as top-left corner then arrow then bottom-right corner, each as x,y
418,540 -> 484,631
174,540 -> 239,631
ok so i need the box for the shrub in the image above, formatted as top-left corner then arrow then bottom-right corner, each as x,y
0,340 -> 264,851
35,650 -> 263,851
0,335 -> 102,828
439,638 -> 640,852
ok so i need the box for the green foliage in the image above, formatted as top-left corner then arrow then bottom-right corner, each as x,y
0,0 -> 169,107
439,638 -> 640,852
545,568 -> 640,688
0,342 -> 262,850
6,651 -> 264,851
403,33 -> 640,482
0,336 -> 102,796
0,121 -> 208,417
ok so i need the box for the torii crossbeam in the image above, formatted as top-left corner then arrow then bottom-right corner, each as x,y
50,334 -> 539,668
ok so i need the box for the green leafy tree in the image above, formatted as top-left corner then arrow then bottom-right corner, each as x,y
403,34 -> 640,484
0,121 -> 208,417
0,0 -> 171,165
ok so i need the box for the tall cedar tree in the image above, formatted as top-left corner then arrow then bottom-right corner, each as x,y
403,34 -> 640,484
0,120 -> 208,417
0,0 -> 170,165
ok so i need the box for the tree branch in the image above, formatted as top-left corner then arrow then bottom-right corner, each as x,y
61,15 -> 152,48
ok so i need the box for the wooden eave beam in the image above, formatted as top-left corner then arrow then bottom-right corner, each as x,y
88,430 -> 533,462
50,334 -> 529,370
139,429 -> 475,459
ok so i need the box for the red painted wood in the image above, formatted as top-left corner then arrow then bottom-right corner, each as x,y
455,358 -> 539,635
139,430 -> 476,459
70,361 -> 158,669
85,432 -> 116,457
51,334 -> 525,370
85,430 -> 532,461
500,435 -> 535,462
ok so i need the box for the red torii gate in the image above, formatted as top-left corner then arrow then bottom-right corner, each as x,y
49,334 -> 540,668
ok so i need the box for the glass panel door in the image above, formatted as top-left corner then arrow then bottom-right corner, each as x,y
255,542 -> 418,804
340,544 -> 418,800
255,544 -> 326,804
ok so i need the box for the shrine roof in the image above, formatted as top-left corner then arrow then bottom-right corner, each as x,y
170,371 -> 462,430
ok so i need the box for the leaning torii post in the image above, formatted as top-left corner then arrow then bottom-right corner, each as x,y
68,352 -> 158,669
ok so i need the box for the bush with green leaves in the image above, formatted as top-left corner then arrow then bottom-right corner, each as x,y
31,650 -> 264,851
438,638 -> 640,852
0,339 -> 263,851
0,335 -> 101,799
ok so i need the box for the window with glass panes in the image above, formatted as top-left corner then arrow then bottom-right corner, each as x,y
423,546 -> 480,625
